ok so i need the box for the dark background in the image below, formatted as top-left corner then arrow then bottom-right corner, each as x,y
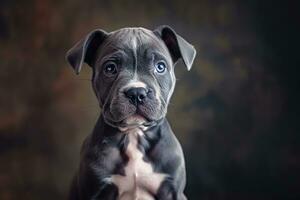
0,0 -> 299,199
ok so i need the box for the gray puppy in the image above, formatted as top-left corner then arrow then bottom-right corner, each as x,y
66,25 -> 196,200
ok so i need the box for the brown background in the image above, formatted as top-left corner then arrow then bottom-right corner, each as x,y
0,0 -> 299,199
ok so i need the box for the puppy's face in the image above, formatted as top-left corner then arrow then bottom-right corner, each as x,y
93,28 -> 175,127
66,26 -> 196,128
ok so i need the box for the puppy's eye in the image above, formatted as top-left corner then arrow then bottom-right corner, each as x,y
103,61 -> 117,75
155,61 -> 166,74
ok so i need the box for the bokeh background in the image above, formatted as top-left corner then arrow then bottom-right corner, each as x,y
1,0 -> 299,199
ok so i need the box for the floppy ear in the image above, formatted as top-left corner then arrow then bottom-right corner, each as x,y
154,25 -> 196,71
66,29 -> 108,74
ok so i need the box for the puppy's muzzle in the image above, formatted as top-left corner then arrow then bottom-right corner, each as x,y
124,87 -> 149,105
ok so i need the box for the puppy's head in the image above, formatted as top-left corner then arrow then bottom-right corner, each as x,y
66,26 -> 196,129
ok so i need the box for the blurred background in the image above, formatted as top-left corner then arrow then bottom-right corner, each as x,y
0,0 -> 299,199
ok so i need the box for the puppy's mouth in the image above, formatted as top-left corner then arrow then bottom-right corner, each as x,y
119,116 -> 159,132
119,114 -> 146,128
104,110 -> 157,131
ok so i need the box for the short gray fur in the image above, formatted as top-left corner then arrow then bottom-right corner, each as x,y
66,25 -> 196,200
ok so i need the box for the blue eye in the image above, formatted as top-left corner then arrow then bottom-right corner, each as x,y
155,61 -> 166,73
104,61 -> 117,75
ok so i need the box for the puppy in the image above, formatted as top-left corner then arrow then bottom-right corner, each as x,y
66,25 -> 196,200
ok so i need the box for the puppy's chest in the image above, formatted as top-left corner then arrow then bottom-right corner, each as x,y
110,129 -> 166,200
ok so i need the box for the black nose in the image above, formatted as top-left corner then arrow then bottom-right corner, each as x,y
124,87 -> 147,105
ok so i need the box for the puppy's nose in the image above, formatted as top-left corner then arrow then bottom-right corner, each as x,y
124,87 -> 147,105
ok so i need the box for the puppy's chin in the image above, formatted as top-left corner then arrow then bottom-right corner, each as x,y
124,115 -> 146,125
118,115 -> 147,132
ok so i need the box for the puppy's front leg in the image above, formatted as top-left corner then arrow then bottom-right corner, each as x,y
92,183 -> 118,200
156,180 -> 187,200
178,193 -> 188,200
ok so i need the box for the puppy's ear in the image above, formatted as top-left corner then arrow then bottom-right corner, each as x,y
154,25 -> 196,71
66,29 -> 108,74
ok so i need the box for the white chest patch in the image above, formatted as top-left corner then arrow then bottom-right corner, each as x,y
109,128 -> 167,200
